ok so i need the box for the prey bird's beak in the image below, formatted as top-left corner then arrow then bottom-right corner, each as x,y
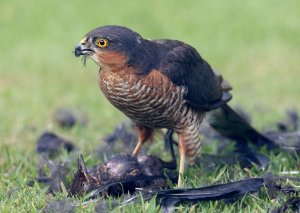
74,37 -> 94,57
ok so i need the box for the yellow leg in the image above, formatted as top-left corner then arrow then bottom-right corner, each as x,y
178,135 -> 187,187
132,140 -> 144,157
178,150 -> 186,187
131,125 -> 153,157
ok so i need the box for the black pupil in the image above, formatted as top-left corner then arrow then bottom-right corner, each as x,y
100,40 -> 105,45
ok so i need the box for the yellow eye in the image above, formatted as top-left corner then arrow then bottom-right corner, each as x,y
95,38 -> 109,48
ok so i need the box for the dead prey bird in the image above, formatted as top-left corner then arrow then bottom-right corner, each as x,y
68,154 -> 176,197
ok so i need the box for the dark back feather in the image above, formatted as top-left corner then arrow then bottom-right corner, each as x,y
152,39 -> 231,111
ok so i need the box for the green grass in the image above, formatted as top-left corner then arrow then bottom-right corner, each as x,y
1,0 -> 300,212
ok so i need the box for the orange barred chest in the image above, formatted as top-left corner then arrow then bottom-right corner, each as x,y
98,69 -> 188,128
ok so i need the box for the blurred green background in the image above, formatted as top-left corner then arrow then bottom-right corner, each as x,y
1,0 -> 300,170
0,0 -> 299,210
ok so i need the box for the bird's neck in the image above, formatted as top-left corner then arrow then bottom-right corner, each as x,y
93,51 -> 129,73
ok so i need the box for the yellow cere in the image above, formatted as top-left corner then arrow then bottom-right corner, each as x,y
80,37 -> 87,44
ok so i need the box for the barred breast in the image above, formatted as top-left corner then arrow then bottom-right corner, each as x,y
99,68 -> 204,162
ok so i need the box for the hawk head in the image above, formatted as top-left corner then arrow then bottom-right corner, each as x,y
74,25 -> 144,69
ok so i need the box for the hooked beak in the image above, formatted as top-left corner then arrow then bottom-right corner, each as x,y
74,37 -> 94,57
